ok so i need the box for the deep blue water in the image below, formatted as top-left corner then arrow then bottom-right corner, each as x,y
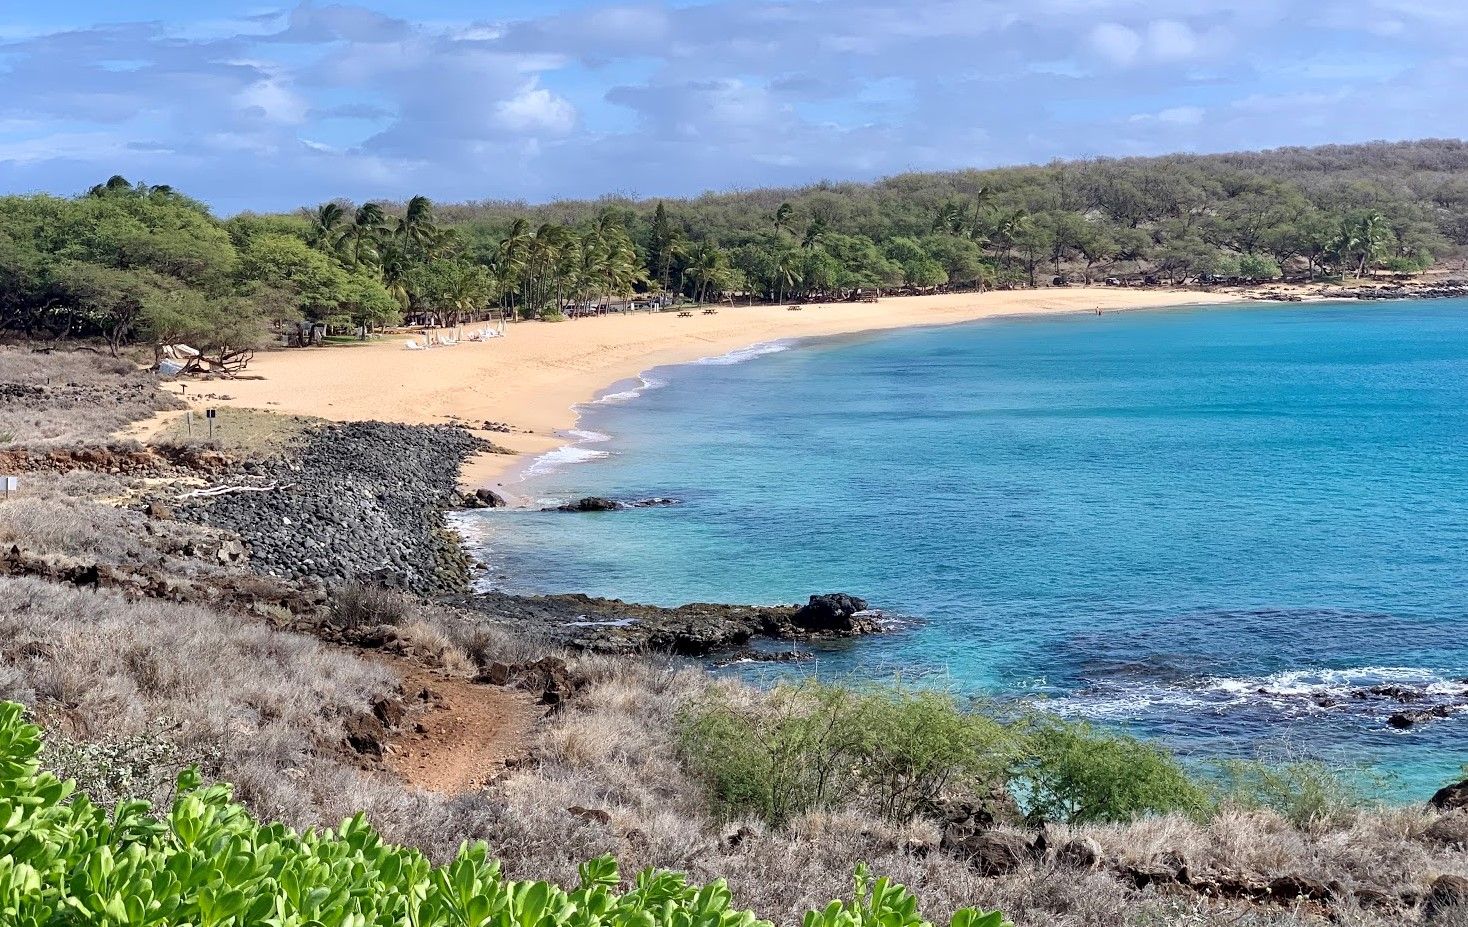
464,301 -> 1468,799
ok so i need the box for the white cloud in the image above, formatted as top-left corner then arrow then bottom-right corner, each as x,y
236,77 -> 309,124
495,87 -> 576,134
3,0 -> 1467,208
1129,105 -> 1204,126
1147,20 -> 1199,61
1088,22 -> 1142,65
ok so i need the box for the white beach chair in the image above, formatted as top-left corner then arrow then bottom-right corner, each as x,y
404,339 -> 424,350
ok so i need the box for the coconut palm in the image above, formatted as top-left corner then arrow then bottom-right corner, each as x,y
307,203 -> 347,253
773,202 -> 794,237
342,203 -> 386,269
1338,212 -> 1393,279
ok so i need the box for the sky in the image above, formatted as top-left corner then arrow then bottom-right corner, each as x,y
0,0 -> 1464,214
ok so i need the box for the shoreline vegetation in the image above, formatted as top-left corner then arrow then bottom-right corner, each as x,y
3,139 -> 1468,924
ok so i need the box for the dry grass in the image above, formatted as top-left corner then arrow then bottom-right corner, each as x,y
0,576 -> 399,818
0,346 -> 182,445
0,472 -> 252,581
147,406 -> 320,456
0,573 -> 1460,925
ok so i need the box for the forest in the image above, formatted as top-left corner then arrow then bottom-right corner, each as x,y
3,139 -> 1467,353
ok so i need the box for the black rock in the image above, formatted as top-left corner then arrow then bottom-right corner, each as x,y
556,496 -> 621,512
792,593 -> 870,632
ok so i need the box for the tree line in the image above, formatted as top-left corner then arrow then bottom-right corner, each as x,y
2,139 -> 1466,354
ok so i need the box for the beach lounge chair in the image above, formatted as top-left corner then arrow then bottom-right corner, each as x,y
404,339 -> 424,350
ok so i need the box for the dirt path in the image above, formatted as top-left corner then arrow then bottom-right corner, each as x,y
380,660 -> 542,795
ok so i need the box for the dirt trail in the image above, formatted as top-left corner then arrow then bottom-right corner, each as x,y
380,660 -> 542,795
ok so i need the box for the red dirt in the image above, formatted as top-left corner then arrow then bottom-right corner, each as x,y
380,660 -> 541,795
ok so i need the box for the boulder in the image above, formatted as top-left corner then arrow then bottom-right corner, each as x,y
477,657 -> 581,706
566,806 -> 612,826
1430,779 -> 1468,812
1055,836 -> 1103,870
343,713 -> 388,758
1268,874 -> 1331,902
791,593 -> 871,633
145,501 -> 173,520
928,786 -> 1024,838
371,696 -> 406,729
1426,875 -> 1468,923
557,497 -> 621,512
1423,812 -> 1468,849
474,488 -> 508,508
948,830 -> 1035,876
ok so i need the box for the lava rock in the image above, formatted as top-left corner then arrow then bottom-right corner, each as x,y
1425,875 -> 1468,922
948,831 -> 1036,876
1431,779 -> 1468,812
792,593 -> 872,633
556,496 -> 621,512
343,713 -> 388,758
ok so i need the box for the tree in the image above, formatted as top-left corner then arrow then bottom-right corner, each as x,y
341,203 -> 386,269
1337,211 -> 1393,279
307,203 -> 347,253
773,202 -> 794,237
648,201 -> 677,292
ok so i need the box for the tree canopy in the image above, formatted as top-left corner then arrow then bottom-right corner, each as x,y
3,140 -> 1466,351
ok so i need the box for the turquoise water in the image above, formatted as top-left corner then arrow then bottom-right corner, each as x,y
467,301 -> 1468,798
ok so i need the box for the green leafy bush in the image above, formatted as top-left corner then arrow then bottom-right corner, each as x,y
1209,756 -> 1378,827
0,701 -> 1010,927
1020,719 -> 1211,825
681,683 -> 1229,828
679,683 -> 1022,827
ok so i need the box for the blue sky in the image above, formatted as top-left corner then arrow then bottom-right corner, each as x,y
0,1 -> 1462,213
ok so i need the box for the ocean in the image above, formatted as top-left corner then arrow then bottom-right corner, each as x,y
461,300 -> 1468,799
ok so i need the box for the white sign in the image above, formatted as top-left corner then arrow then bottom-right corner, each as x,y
1,476 -> 17,494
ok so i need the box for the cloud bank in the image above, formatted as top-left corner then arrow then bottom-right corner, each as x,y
0,0 -> 1462,212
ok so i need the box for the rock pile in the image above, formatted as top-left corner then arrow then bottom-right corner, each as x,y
178,422 -> 488,595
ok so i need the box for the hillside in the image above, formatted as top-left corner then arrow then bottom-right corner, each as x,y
5,140 -> 1468,356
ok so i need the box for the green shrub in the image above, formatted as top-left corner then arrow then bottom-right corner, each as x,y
1209,756 -> 1375,827
679,683 -> 1022,827
0,700 -> 1010,927
1020,718 -> 1212,825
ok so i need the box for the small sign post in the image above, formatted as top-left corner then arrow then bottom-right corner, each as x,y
186,409 -> 194,438
206,408 -> 216,440
1,476 -> 17,499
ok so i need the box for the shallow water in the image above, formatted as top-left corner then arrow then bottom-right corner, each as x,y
465,301 -> 1468,799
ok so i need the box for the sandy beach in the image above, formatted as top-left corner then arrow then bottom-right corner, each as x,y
187,287 -> 1245,493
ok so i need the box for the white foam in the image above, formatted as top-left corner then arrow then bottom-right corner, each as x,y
696,341 -> 792,366
524,443 -> 611,477
1047,664 -> 1464,721
593,374 -> 667,404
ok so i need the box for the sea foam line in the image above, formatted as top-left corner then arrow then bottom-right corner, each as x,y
694,340 -> 792,366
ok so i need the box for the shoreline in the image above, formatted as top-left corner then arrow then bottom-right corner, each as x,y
189,287 -> 1249,495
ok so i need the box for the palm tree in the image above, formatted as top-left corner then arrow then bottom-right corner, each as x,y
87,175 -> 133,197
1338,212 -> 1392,279
342,203 -> 386,269
307,203 -> 346,253
801,217 -> 828,251
687,242 -> 730,304
773,250 -> 800,305
773,202 -> 794,237
392,195 -> 437,259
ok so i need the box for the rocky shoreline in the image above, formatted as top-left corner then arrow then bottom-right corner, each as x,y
175,421 -> 488,595
171,420 -> 880,656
